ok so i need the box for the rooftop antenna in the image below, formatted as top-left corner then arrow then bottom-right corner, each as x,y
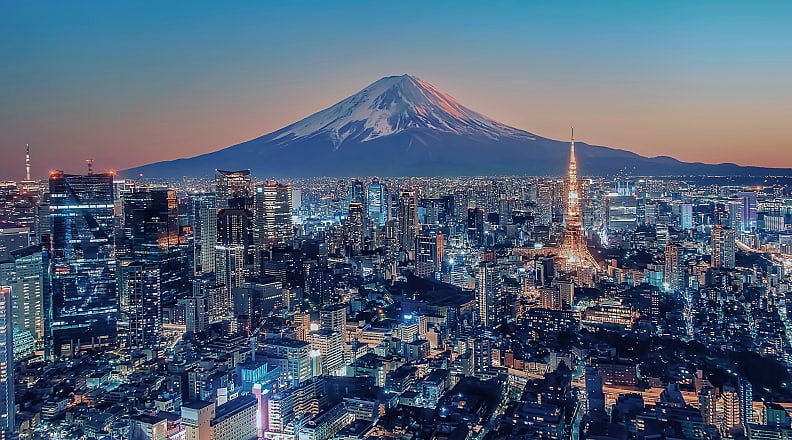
85,158 -> 94,175
25,144 -> 31,181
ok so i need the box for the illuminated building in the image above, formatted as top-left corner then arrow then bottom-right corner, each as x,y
48,171 -> 117,357
398,190 -> 418,259
118,261 -> 162,351
711,225 -> 736,269
559,129 -> 599,269
0,287 -> 12,437
366,178 -> 388,226
215,169 -> 252,210
254,181 -> 293,251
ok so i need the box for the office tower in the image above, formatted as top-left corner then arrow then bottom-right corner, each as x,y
643,202 -> 658,226
606,194 -> 638,231
737,191 -> 757,232
254,181 -> 293,251
398,191 -> 418,257
476,262 -> 501,328
184,289 -> 209,334
200,202 -> 218,275
664,243 -> 685,292
215,169 -> 252,210
0,246 -> 44,346
467,208 -> 484,247
49,171 -> 117,357
536,182 -> 553,226
232,275 -> 283,325
191,194 -> 216,275
726,200 -> 743,230
560,130 -> 598,268
711,225 -> 736,269
215,208 -> 252,317
557,278 -> 574,309
0,287 -> 12,437
415,233 -> 442,279
346,202 -> 364,253
0,227 -> 30,261
585,366 -> 606,416
366,178 -> 388,226
120,188 -> 188,310
350,179 -> 365,205
680,203 -> 694,229
118,261 -> 162,351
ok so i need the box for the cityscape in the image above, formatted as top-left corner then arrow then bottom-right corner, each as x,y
2,2 -> 792,440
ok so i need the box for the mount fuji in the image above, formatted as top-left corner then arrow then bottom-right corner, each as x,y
125,74 -> 790,178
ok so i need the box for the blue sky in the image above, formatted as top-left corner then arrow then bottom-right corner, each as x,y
1,1 -> 791,177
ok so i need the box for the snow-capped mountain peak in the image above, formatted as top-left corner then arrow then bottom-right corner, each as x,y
272,74 -> 534,147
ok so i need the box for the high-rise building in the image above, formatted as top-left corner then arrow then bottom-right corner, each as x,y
415,233 -> 443,280
49,171 -> 117,357
215,208 -> 252,318
184,289 -> 209,334
199,202 -> 218,275
118,261 -> 162,351
711,225 -> 736,270
320,304 -> 346,334
254,181 -> 293,251
191,194 -> 216,275
366,179 -> 388,226
664,243 -> 685,292
0,287 -> 12,437
215,169 -> 252,210
119,188 -> 188,310
476,262 -> 502,328
680,203 -> 694,229
0,227 -> 30,261
737,191 -> 757,232
0,245 -> 44,346
350,179 -> 365,205
398,191 -> 418,257
345,202 -> 364,253
467,208 -> 484,247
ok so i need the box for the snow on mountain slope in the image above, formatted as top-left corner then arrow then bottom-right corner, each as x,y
271,74 -> 536,147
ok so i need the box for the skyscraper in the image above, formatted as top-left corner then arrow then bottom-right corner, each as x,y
345,202 -> 364,254
215,169 -> 252,210
737,191 -> 757,232
191,194 -> 216,275
49,171 -> 117,357
0,245 -> 44,347
476,262 -> 501,328
0,287 -> 12,437
711,225 -> 736,270
254,181 -> 293,251
119,188 -> 188,310
664,243 -> 685,292
366,179 -> 388,226
415,233 -> 443,280
216,208 -> 252,318
118,261 -> 162,351
398,191 -> 418,258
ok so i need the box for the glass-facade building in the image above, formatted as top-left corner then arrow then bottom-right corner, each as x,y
48,171 -> 117,357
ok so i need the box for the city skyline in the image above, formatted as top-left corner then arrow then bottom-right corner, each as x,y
2,1 -> 792,178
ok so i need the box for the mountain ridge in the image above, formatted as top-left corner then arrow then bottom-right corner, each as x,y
124,74 -> 792,178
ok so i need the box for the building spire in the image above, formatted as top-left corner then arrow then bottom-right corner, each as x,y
25,144 -> 31,181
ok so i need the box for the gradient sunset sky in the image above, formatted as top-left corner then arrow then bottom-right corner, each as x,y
1,1 -> 791,179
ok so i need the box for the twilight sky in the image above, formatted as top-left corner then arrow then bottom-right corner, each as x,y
1,1 -> 791,179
